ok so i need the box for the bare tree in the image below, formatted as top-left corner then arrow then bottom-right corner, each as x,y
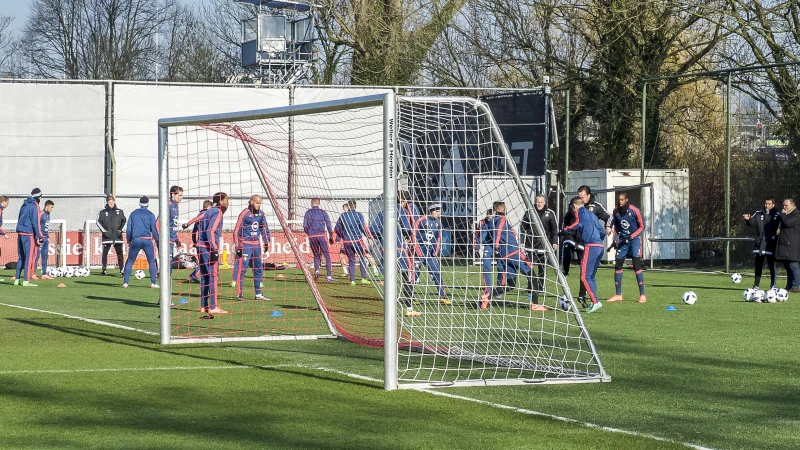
0,15 -> 16,74
23,0 -> 172,80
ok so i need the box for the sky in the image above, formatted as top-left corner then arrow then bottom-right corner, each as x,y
0,0 -> 34,33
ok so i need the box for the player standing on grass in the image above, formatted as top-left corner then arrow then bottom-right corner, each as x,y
776,198 -> 800,292
413,203 -> 450,304
37,200 -> 54,279
97,195 -> 126,276
14,188 -> 43,287
0,196 -> 8,261
743,197 -> 780,290
563,197 -> 605,313
122,197 -> 159,289
480,201 -> 534,310
182,200 -> 211,283
606,192 -> 647,304
561,205 -> 588,308
232,195 -> 270,302
197,193 -> 229,315
167,186 -> 183,273
304,198 -> 335,282
521,195 -> 558,311
334,200 -> 374,285
475,208 -> 497,301
337,202 -> 351,278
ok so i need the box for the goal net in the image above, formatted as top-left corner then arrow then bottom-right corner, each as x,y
157,93 -> 608,389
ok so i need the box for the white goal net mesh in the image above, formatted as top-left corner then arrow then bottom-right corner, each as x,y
161,95 -> 606,386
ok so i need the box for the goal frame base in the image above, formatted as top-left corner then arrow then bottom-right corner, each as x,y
166,334 -> 338,345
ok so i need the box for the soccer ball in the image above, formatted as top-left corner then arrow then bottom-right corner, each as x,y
752,289 -> 765,303
65,267 -> 75,277
730,273 -> 742,284
47,267 -> 59,278
75,267 -> 85,277
682,291 -> 697,305
134,270 -> 146,280
558,296 -> 571,311
776,288 -> 789,302
83,267 -> 91,277
766,289 -> 778,303
743,288 -> 754,302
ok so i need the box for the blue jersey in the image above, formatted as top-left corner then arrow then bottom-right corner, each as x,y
234,208 -> 270,246
414,215 -> 443,257
40,210 -> 51,241
611,205 -> 644,239
126,206 -> 159,242
489,214 -> 521,256
0,204 -> 6,236
168,199 -> 180,243
335,210 -> 372,242
474,217 -> 494,251
198,206 -> 224,251
565,206 -> 604,245
303,206 -> 333,237
15,197 -> 41,236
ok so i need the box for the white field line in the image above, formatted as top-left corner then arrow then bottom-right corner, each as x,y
423,389 -> 716,450
0,302 -> 158,336
0,302 -> 714,450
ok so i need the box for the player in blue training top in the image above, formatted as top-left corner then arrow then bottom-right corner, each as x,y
197,192 -> 229,315
607,192 -> 647,304
334,200 -> 373,285
480,201 -> 534,310
0,195 -> 8,241
304,198 -> 335,282
122,196 -> 160,288
474,208 -> 508,301
413,203 -> 450,304
14,188 -> 43,286
37,200 -> 55,279
563,196 -> 605,313
182,200 -> 211,283
168,186 -> 183,273
232,195 -> 271,301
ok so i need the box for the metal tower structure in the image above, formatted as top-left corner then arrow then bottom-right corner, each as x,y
235,0 -> 317,84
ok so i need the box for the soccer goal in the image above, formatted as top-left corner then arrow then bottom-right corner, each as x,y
157,93 -> 608,389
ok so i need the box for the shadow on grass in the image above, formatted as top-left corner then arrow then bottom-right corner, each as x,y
648,283 -> 743,292
7,317 -> 381,391
84,295 -> 157,308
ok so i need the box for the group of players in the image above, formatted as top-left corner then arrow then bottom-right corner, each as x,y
0,189 -> 55,285
2,184 -> 650,317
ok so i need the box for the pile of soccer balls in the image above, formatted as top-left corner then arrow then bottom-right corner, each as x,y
743,287 -> 789,303
46,267 -> 92,278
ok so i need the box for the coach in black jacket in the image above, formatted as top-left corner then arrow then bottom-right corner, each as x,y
743,197 -> 780,289
97,195 -> 127,275
521,195 -> 559,307
776,199 -> 800,292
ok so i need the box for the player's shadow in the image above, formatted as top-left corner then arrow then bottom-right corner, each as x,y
84,295 -> 157,308
648,283 -> 742,292
273,304 -> 320,311
72,280 -> 127,288
8,317 -> 381,390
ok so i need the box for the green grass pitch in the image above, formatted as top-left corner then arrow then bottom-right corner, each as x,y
0,267 -> 798,449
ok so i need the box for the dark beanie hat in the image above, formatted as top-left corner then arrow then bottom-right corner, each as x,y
140,196 -> 149,206
31,188 -> 42,198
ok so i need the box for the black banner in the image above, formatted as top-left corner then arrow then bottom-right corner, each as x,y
482,92 -> 548,176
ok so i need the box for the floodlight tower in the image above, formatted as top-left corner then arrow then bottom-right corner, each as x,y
236,0 -> 317,84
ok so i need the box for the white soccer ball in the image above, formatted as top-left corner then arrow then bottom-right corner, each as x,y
730,273 -> 742,284
682,291 -> 697,305
76,267 -> 86,277
776,288 -> 789,302
766,289 -> 778,303
83,267 -> 92,277
65,267 -> 75,277
743,288 -> 754,302
752,289 -> 765,303
558,296 -> 571,311
134,270 -> 146,280
47,267 -> 59,278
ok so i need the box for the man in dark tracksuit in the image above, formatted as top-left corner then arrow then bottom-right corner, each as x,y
561,207 -> 587,307
14,188 -> 43,286
97,195 -> 127,275
182,200 -> 211,283
564,196 -> 606,313
232,195 -> 270,301
776,199 -> 800,292
122,197 -> 159,288
743,198 -> 780,290
521,195 -> 559,310
197,193 -> 229,314
303,198 -> 334,281
37,200 -> 54,279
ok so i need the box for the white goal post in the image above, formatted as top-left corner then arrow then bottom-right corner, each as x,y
157,93 -> 609,390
